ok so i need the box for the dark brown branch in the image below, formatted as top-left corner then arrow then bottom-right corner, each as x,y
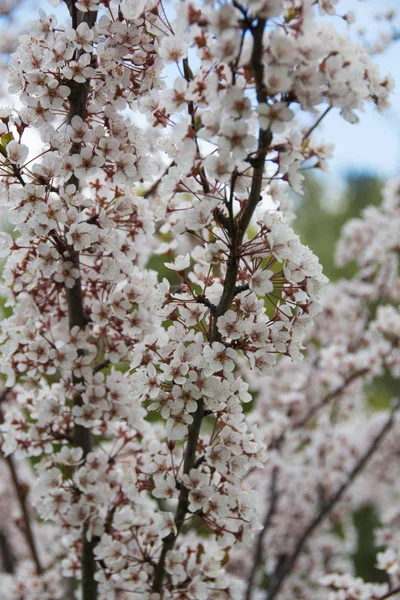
209,122 -> 272,337
214,207 -> 233,234
210,19 -> 271,342
63,3 -> 95,459
245,466 -> 279,600
64,0 -> 97,29
93,359 -> 111,374
152,18 -> 272,593
234,283 -> 250,295
151,47 -> 214,587
265,402 -> 400,600
151,399 -> 204,591
196,295 -> 217,315
379,585 -> 400,600
62,2 -> 98,599
251,19 -> 267,105
12,165 -> 26,187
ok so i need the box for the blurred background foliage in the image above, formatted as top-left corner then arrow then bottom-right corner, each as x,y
295,173 -> 394,582
294,173 -> 382,281
295,173 -> 396,409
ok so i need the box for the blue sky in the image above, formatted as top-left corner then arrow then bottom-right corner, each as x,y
317,0 -> 400,179
7,0 -> 400,182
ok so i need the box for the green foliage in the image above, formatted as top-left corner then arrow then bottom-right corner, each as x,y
353,505 -> 388,584
294,174 -> 383,281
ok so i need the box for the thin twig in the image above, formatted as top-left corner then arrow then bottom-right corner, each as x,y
4,453 -> 43,574
0,399 -> 42,575
303,106 -> 332,140
210,19 -> 271,341
143,160 -> 175,198
379,585 -> 400,600
5,454 -> 43,574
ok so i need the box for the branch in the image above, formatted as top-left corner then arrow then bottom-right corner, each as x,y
196,295 -> 217,315
379,586 -> 400,600
302,106 -> 332,141
210,19 -> 271,341
62,2 -> 98,599
151,401 -> 204,591
0,400 -> 42,575
271,369 -> 369,449
151,56 -> 211,594
152,17 -> 272,593
4,453 -> 43,575
143,160 -> 175,199
265,402 -> 400,600
245,466 -> 279,600
295,369 -> 369,430
63,2 -> 95,456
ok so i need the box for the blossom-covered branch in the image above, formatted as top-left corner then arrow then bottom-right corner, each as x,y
62,2 -> 98,596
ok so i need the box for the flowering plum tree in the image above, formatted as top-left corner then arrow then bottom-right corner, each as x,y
0,0 -> 398,599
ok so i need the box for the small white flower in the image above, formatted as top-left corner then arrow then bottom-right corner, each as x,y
54,261 -> 81,288
157,511 -> 177,538
250,270 -> 274,295
249,348 -> 276,374
188,485 -> 214,512
203,342 -> 236,375
165,254 -> 190,271
158,35 -> 188,64
377,549 -> 399,575
0,232 -> 13,257
166,410 -> 193,440
6,141 -> 29,165
217,311 -> 243,340
219,119 -> 257,159
204,152 -> 235,183
257,102 -> 294,132
152,474 -> 179,500
66,222 -> 99,251
56,446 -> 83,466
75,0 -> 99,11
71,147 -> 105,180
